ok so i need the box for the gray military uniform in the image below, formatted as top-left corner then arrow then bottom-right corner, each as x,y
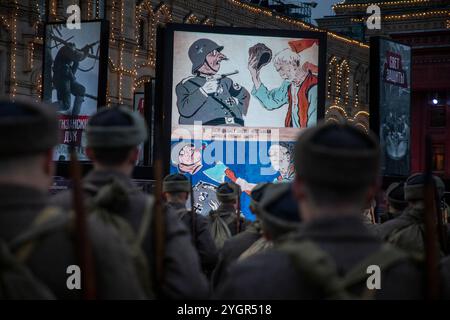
51,170 -> 209,300
375,206 -> 450,258
208,203 -> 249,236
211,221 -> 262,290
176,75 -> 250,126
165,202 -> 218,277
0,184 -> 145,299
215,216 -> 424,299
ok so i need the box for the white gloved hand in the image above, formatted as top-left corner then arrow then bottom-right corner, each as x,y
200,79 -> 219,95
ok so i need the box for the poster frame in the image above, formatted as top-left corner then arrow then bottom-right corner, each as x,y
41,19 -> 110,177
155,23 -> 328,176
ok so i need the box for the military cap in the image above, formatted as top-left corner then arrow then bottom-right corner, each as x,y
163,173 -> 190,193
294,122 -> 380,187
86,106 -> 148,148
259,183 -> 301,240
216,182 -> 240,202
404,173 -> 445,201
248,43 -> 272,72
250,182 -> 272,212
386,182 -> 408,208
0,98 -> 58,156
188,39 -> 224,74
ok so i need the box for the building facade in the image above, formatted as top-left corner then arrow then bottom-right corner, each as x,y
0,0 -> 370,131
317,0 -> 450,179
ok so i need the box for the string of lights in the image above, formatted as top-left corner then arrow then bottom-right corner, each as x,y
11,0 -> 369,119
350,10 -> 450,22
334,0 -> 431,10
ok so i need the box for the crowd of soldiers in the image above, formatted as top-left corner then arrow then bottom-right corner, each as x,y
0,97 -> 449,299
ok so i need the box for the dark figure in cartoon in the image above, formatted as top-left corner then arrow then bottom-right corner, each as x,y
52,43 -> 90,116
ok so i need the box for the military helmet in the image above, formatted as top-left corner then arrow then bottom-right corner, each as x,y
188,38 -> 224,74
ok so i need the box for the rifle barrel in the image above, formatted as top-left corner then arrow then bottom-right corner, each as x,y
424,134 -> 440,299
69,144 -> 96,299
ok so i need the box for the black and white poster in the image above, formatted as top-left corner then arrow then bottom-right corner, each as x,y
42,20 -> 109,161
371,38 -> 411,177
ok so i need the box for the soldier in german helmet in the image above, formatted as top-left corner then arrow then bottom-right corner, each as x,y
0,98 -> 144,299
162,173 -> 218,277
211,182 -> 271,290
379,182 -> 408,223
52,106 -> 208,299
175,38 -> 250,126
216,122 -> 423,299
376,173 -> 449,257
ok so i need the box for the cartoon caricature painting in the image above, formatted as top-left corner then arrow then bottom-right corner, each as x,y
165,27 -> 325,219
248,40 -> 319,128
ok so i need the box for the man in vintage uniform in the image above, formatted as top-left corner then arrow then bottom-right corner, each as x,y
248,40 -> 318,128
52,42 -> 90,116
216,123 -> 424,299
52,106 -> 209,299
0,99 -> 145,299
175,38 -> 250,126
162,173 -> 218,277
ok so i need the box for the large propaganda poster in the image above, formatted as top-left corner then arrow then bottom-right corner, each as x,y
371,38 -> 411,177
158,24 -> 326,219
42,20 -> 109,161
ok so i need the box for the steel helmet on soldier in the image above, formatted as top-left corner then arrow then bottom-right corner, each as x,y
188,38 -> 224,74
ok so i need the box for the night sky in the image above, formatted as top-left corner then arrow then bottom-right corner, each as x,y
310,0 -> 342,24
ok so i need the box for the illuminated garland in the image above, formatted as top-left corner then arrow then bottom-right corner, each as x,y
202,18 -> 214,26
227,0 -> 369,48
327,57 -> 338,99
14,0 -> 369,107
10,0 -> 19,98
326,105 -> 348,118
350,10 -> 450,22
333,0 -> 431,10
354,82 -> 359,109
185,13 -> 200,24
338,60 -> 350,106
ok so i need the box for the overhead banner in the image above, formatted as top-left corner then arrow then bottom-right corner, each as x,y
370,37 -> 411,177
157,24 -> 326,220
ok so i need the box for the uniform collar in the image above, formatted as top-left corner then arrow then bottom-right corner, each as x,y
83,169 -> 135,189
297,215 -> 377,241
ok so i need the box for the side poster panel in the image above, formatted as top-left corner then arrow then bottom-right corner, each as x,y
372,38 -> 411,176
42,20 -> 109,161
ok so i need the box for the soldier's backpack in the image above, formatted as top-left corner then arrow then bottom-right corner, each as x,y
278,239 -> 410,299
0,207 -> 69,299
385,222 -> 426,259
238,237 -> 273,261
84,179 -> 154,298
208,210 -> 234,249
